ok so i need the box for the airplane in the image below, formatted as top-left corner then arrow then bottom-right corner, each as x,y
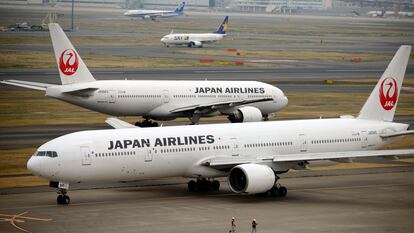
27,46 -> 414,205
0,23 -> 288,127
124,2 -> 185,21
161,16 -> 229,48
367,10 -> 413,17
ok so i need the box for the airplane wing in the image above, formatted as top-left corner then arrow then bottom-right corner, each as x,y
202,149 -> 414,170
105,118 -> 138,129
1,79 -> 57,91
169,97 -> 273,114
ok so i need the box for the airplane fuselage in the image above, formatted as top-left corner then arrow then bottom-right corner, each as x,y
28,118 -> 408,184
45,80 -> 286,120
161,33 -> 225,46
124,10 -> 182,18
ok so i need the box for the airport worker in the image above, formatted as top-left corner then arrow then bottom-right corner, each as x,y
251,219 -> 258,233
230,216 -> 236,233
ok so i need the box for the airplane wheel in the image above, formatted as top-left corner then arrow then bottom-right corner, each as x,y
57,195 -> 63,204
211,180 -> 220,191
188,180 -> 197,192
278,186 -> 287,197
57,195 -> 70,205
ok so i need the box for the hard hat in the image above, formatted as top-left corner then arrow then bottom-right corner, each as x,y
232,217 -> 235,220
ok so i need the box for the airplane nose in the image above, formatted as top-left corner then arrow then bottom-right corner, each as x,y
27,157 -> 41,175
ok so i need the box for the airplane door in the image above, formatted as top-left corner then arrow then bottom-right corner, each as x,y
230,138 -> 239,156
145,148 -> 154,162
109,90 -> 116,103
299,134 -> 307,152
162,90 -> 170,103
361,131 -> 368,149
80,146 -> 92,166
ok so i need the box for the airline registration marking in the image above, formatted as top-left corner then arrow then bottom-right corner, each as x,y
379,77 -> 398,110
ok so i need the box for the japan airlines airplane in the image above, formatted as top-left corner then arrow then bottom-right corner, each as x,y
124,2 -> 185,20
161,16 -> 228,48
27,46 -> 414,205
0,23 -> 288,127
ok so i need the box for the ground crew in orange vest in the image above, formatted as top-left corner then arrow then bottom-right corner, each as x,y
251,219 -> 258,233
230,216 -> 236,233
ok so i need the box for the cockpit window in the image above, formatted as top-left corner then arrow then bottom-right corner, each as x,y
35,151 -> 58,158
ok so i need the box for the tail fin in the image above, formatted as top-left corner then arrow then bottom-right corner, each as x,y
214,16 -> 229,34
49,23 -> 96,85
358,45 -> 411,122
174,2 -> 185,13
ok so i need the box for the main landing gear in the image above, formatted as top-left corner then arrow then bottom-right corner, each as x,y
260,175 -> 287,197
135,118 -> 159,127
188,178 -> 220,192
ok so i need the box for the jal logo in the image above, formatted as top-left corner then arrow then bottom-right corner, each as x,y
59,49 -> 79,76
379,77 -> 398,110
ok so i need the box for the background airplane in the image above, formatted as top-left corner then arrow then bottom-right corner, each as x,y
0,23 -> 288,127
27,46 -> 414,205
161,16 -> 229,48
124,2 -> 185,21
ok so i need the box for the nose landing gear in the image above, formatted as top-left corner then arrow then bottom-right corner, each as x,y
50,181 -> 71,205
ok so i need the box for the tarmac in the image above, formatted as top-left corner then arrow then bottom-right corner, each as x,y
0,168 -> 414,233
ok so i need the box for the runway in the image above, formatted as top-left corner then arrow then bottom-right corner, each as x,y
1,168 -> 413,233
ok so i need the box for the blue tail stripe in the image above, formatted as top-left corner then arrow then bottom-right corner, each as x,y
214,16 -> 229,34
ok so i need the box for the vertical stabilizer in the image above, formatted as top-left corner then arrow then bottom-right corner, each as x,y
214,16 -> 229,34
358,45 -> 411,121
174,2 -> 185,14
49,23 -> 96,85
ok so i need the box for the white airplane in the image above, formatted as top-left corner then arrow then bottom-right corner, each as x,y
161,16 -> 229,48
0,23 -> 288,127
27,46 -> 414,205
367,10 -> 413,17
124,2 -> 185,20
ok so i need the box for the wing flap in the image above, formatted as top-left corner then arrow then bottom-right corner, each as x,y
273,149 -> 414,163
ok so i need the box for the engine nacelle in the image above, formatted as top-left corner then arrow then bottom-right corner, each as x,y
189,41 -> 202,47
228,164 -> 275,194
143,15 -> 151,19
227,106 -> 263,123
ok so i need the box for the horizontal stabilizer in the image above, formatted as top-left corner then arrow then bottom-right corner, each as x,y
380,130 -> 414,138
0,79 -> 57,91
105,118 -> 138,129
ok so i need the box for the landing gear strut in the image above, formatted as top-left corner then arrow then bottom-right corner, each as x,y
135,118 -> 159,127
188,178 -> 220,192
259,174 -> 287,197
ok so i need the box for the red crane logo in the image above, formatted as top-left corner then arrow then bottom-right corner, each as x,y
59,49 -> 79,76
379,77 -> 398,110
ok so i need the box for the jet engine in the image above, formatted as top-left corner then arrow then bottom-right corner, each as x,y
227,106 -> 263,123
228,164 -> 275,194
143,15 -> 151,19
188,41 -> 202,48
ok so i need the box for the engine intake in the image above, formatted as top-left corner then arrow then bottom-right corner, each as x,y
228,106 -> 263,123
228,164 -> 275,194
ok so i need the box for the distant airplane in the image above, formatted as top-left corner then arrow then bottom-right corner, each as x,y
124,2 -> 185,20
0,23 -> 288,127
27,46 -> 414,205
367,10 -> 413,17
161,16 -> 229,48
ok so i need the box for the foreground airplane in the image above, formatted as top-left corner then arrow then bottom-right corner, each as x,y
0,23 -> 288,126
161,16 -> 229,48
27,46 -> 414,205
367,10 -> 413,17
124,2 -> 185,20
